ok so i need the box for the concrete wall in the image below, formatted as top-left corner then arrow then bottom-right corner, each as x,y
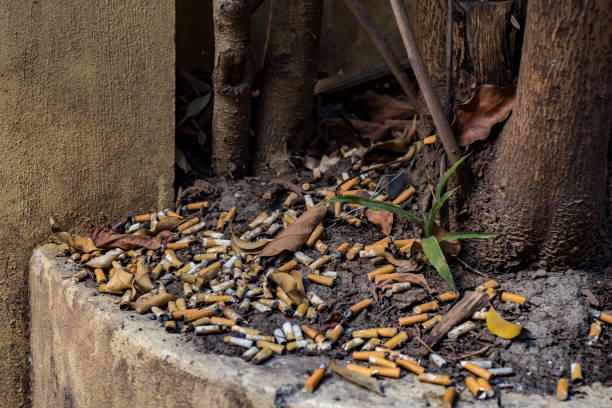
0,1 -> 175,406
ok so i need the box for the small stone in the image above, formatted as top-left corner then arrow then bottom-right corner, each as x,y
533,269 -> 548,279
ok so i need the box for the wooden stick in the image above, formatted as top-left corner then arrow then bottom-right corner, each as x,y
389,0 -> 470,192
341,0 -> 418,108
445,0 -> 453,119
418,291 -> 487,355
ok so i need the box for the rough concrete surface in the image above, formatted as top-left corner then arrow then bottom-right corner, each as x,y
31,245 -> 612,408
0,2 -> 175,406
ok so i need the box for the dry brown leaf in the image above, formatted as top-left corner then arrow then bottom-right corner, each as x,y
357,90 -> 415,123
131,293 -> 176,314
50,217 -> 99,253
91,218 -> 178,250
348,119 -> 393,142
290,269 -> 305,301
452,84 -> 517,146
391,289 -> 428,309
259,204 -> 327,258
365,209 -> 393,235
133,262 -> 155,293
230,224 -> 269,254
433,225 -> 460,257
85,248 -> 123,269
363,139 -> 411,164
381,252 -> 415,268
149,216 -> 185,235
329,359 -> 383,396
102,268 -> 133,294
377,272 -> 431,293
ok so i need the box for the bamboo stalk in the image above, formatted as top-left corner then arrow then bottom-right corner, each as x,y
389,0 -> 470,192
341,0 -> 418,108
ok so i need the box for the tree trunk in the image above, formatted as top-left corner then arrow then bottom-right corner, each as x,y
253,0 -> 322,176
463,0 -> 611,270
212,0 -> 254,178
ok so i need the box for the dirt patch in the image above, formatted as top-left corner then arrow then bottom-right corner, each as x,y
68,153 -> 612,400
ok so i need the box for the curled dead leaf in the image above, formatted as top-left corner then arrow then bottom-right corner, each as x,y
271,272 -> 303,304
452,84 -> 516,146
377,272 -> 431,294
85,248 -> 123,269
366,209 -> 393,235
357,90 -> 415,123
363,139 -> 412,164
50,217 -> 99,253
149,216 -> 186,235
230,224 -> 269,254
433,225 -> 460,257
259,204 -> 327,258
486,307 -> 522,339
329,359 -> 383,396
91,220 -> 178,250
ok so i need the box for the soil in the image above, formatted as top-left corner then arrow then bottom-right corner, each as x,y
77,152 -> 611,398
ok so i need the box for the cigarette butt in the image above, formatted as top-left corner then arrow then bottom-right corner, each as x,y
185,201 -> 208,211
399,313 -> 429,326
282,192 -> 298,208
304,364 -> 327,393
306,225 -> 325,247
359,246 -> 386,258
396,359 -> 424,375
216,212 -> 228,231
342,338 -> 364,351
308,255 -> 331,271
375,327 -> 397,338
476,280 -> 500,291
360,338 -> 381,351
423,134 -> 437,145
255,341 -> 284,355
211,316 -> 236,326
334,201 -> 342,218
413,301 -> 439,314
301,325 -> 321,340
368,355 -> 396,368
315,240 -> 328,255
172,308 -> 213,322
164,320 -> 176,333
419,373 -> 451,386
438,291 -> 458,303
194,325 -> 222,335
326,324 -> 344,343
336,241 -> 350,255
442,387 -> 456,408
466,376 -> 485,399
346,363 -> 374,377
340,177 -> 360,191
276,287 -> 296,307
294,301 -> 309,318
448,321 -> 476,339
278,259 -> 298,272
224,336 -> 253,348
175,298 -> 187,311
372,366 -> 400,378
225,207 -> 237,223
341,213 -> 361,227
133,213 -> 151,223
571,363 -> 583,383
366,237 -> 390,249
374,273 -> 401,285
251,347 -> 274,364
587,320 -> 602,345
500,291 -> 528,307
347,298 -> 372,317
308,274 -> 334,287
294,251 -> 314,266
461,361 -> 492,381
392,187 -> 416,205
231,325 -> 260,336
590,310 -> 612,324
94,268 -> 107,284
556,378 -> 569,401
423,315 -> 442,331
382,332 -> 408,349
368,264 -> 395,281
346,243 -> 363,260
472,309 -> 488,320
352,350 -> 386,361
477,378 -> 494,398
178,217 -> 199,232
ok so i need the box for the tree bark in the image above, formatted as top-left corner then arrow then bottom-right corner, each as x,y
463,0 -> 611,270
212,0 -> 254,178
254,0 -> 322,176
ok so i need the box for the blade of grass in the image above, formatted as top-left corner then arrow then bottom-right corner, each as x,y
435,152 -> 471,200
440,231 -> 499,241
425,187 -> 457,236
327,196 -> 424,229
422,236 -> 455,291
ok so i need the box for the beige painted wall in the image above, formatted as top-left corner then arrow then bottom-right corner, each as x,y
0,1 -> 175,406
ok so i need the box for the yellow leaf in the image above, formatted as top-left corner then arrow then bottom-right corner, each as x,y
486,307 -> 522,339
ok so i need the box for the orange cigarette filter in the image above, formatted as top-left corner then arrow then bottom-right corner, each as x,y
349,298 -> 372,315
419,373 -> 451,386
186,201 -> 208,211
438,291 -> 458,303
346,243 -> 363,260
423,135 -> 437,145
477,378 -> 494,397
556,378 -> 569,401
346,363 -> 374,377
595,311 -> 612,324
133,213 -> 152,223
369,355 -> 396,368
382,332 -> 408,349
466,376 -> 485,399
326,325 -> 344,343
334,201 -> 342,218
304,364 -> 327,393
341,189 -> 368,197
307,274 -> 334,287
248,212 -> 267,228
399,313 -> 429,326
178,217 -> 199,232
306,225 -> 325,247
366,237 -> 391,249
173,308 -> 213,321
571,363 -> 583,383
216,212 -> 228,231
392,187 -> 416,205
461,362 -> 492,381
94,268 -> 107,283
413,301 -> 439,314
342,213 -> 361,227
368,264 -> 395,281
500,291 -> 527,307
278,259 -> 298,272
339,177 -> 360,191
315,240 -> 328,255
352,350 -> 386,361
336,241 -> 350,254
211,317 -> 236,326
374,273 -> 400,284
476,280 -> 500,291
276,287 -> 296,307
423,315 -> 442,331
301,324 -> 321,340
352,328 -> 378,338
166,210 -> 182,218
165,320 -> 176,332
442,387 -> 456,408
372,366 -> 400,378
167,241 -> 190,250
396,359 -> 424,375
377,327 -> 397,338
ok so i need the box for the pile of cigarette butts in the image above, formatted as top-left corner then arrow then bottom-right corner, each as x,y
61,154 -> 610,404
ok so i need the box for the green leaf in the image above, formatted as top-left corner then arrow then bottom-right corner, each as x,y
178,93 -> 211,127
327,196 -> 423,229
422,236 -> 455,291
440,231 -> 499,241
435,153 -> 471,200
425,187 -> 457,237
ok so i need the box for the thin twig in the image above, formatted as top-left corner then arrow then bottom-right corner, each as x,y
389,0 -> 471,193
455,256 -> 489,278
412,327 -> 435,354
445,0 -> 453,119
341,0 -> 419,107
453,345 -> 491,361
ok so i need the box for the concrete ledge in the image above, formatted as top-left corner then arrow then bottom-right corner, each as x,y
30,244 -> 611,407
